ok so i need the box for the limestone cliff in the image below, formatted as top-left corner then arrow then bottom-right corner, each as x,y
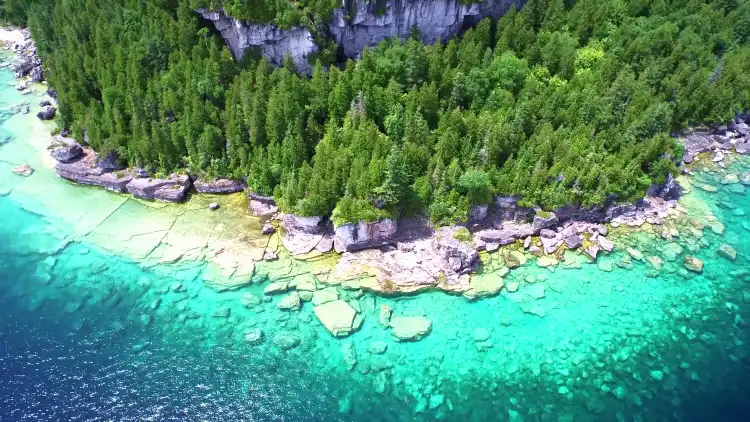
196,9 -> 318,74
331,0 -> 523,58
199,0 -> 525,73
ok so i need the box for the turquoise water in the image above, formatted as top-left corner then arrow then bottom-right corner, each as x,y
2,64 -> 750,421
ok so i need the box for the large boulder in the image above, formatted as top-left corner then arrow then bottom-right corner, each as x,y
390,316 -> 432,342
717,244 -> 737,261
313,300 -> 358,337
126,174 -> 192,202
334,218 -> 397,251
532,211 -> 558,231
48,136 -> 83,163
193,178 -> 246,194
683,256 -> 704,273
36,106 -> 56,120
433,226 -> 478,273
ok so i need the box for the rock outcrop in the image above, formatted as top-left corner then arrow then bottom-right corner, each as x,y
55,148 -> 133,193
331,0 -> 521,58
36,106 -> 56,120
2,28 -> 43,82
679,115 -> 750,164
334,218 -> 397,252
193,178 -> 246,194
200,0 -> 524,73
48,136 -> 83,162
248,192 -> 278,216
197,9 -> 317,74
126,174 -> 192,202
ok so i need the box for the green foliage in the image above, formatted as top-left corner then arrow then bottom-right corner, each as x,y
21,0 -> 750,227
331,196 -> 394,226
452,227 -> 472,242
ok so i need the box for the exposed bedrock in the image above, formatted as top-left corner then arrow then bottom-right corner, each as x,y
198,0 -> 525,73
196,8 -> 318,74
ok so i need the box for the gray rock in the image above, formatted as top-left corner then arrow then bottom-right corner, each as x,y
36,105 -> 56,120
197,9 -> 317,74
49,136 -> 83,163
470,204 -> 488,222
390,316 -> 432,341
201,0 -> 521,76
55,149 -> 133,192
334,218 -> 397,251
126,174 -> 192,202
272,332 -> 301,350
434,226 -> 478,273
248,192 -> 278,216
564,234 -> 583,249
244,328 -> 264,345
532,211 -> 558,230
208,202 -> 220,210
597,236 -> 614,252
193,178 -> 246,194
262,223 -> 276,235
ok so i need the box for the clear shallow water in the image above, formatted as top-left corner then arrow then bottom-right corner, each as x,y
2,65 -> 750,421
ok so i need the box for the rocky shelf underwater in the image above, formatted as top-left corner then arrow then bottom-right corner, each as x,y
2,60 -> 750,421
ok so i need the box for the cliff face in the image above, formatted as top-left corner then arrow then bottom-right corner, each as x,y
331,0 -> 522,58
199,0 -> 525,73
196,9 -> 318,74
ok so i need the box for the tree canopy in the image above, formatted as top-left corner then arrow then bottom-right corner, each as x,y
18,0 -> 750,225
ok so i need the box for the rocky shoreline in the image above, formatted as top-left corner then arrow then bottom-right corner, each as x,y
41,117 -> 749,297
5,28 -> 748,299
49,135 -> 244,202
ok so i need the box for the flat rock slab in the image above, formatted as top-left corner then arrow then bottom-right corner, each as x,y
314,300 -> 357,337
390,316 -> 432,341
193,178 -> 245,194
126,175 -> 191,202
56,149 -> 133,193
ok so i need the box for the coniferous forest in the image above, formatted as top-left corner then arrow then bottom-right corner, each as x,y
3,0 -> 750,225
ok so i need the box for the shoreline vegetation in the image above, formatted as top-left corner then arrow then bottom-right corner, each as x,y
3,0 -> 750,296
7,0 -> 750,225
2,17 -> 750,296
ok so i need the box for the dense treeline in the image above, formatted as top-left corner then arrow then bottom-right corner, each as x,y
17,0 -> 750,225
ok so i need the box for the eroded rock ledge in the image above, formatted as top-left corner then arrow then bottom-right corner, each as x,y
50,136 -> 243,202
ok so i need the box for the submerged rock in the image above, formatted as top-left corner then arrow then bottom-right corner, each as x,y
390,316 -> 432,341
683,256 -> 704,273
12,163 -> 33,177
503,250 -> 527,268
379,304 -> 392,327
314,300 -> 358,337
263,281 -> 289,295
717,244 -> 737,261
244,328 -> 264,345
277,291 -> 301,311
272,332 -> 301,350
311,287 -> 339,305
